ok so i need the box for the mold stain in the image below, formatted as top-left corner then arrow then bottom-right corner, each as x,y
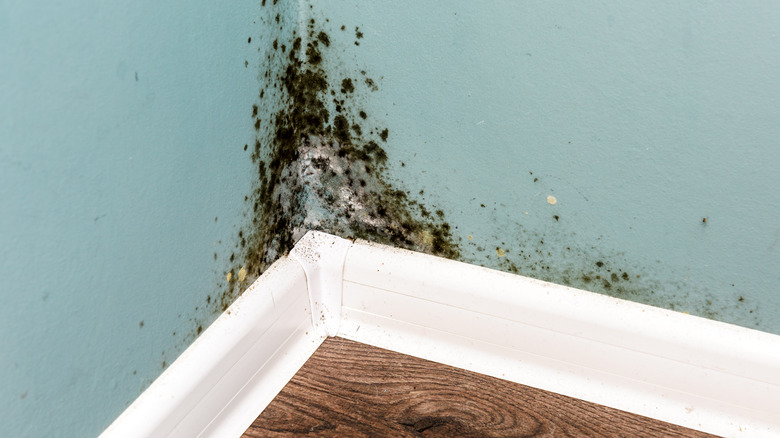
461,211 -> 761,327
181,1 -> 762,343
196,1 -> 460,329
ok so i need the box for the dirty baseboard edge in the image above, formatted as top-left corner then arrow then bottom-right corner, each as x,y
102,231 -> 780,438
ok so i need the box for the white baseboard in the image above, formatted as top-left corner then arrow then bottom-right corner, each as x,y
100,256 -> 325,438
102,231 -> 780,438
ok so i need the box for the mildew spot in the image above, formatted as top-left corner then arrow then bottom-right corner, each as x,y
195,2 -> 757,340
214,6 -> 459,312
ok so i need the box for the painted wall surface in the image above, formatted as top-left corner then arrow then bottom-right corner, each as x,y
294,1 -> 780,333
3,0 -> 780,435
0,1 -> 283,436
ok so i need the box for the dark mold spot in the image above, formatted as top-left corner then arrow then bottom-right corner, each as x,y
317,31 -> 330,47
207,11 -> 462,346
333,115 -> 351,143
306,42 -> 322,65
364,141 -> 387,162
341,78 -> 355,93
232,15 -> 458,286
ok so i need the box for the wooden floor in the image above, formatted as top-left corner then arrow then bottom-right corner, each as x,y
244,337 -> 718,437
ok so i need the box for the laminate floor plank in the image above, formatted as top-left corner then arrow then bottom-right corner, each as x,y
244,337 -> 718,437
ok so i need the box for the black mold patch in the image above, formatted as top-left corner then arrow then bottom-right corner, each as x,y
465,220 -> 761,326
341,78 -> 354,93
317,31 -> 330,47
175,3 -> 304,346
193,2 -> 761,342
213,7 -> 459,313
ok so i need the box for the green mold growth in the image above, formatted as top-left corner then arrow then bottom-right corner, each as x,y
177,3 -> 762,345
217,7 -> 459,306
464,200 -> 762,329
193,3 -> 761,338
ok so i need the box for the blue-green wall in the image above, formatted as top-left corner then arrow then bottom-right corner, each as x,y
0,0 -> 288,435
311,0 -> 780,332
2,1 -> 779,436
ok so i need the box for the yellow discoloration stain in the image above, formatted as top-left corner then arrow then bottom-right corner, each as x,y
226,272 -> 232,282
238,267 -> 247,282
468,235 -> 473,240
419,230 -> 433,246
547,195 -> 557,205
496,247 -> 506,257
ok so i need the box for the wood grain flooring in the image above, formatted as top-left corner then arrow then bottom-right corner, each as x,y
244,337 -> 718,437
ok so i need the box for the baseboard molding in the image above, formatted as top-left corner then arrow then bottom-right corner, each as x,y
102,231 -> 780,438
100,257 -> 325,438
